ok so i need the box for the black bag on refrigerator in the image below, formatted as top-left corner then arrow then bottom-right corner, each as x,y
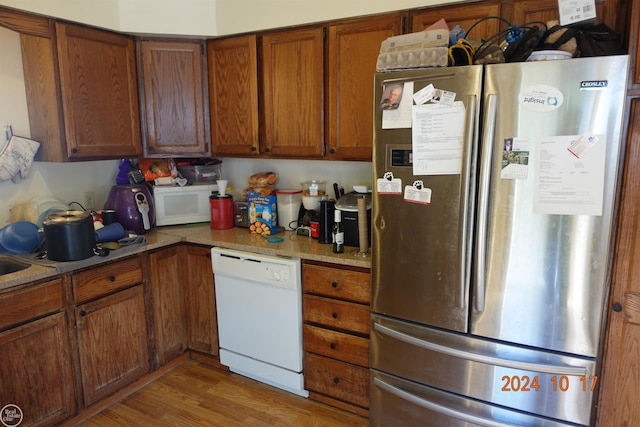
542,23 -> 626,57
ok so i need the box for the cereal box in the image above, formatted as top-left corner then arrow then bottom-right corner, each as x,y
247,192 -> 278,235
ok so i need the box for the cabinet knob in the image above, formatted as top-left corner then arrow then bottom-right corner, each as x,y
329,148 -> 336,154
331,281 -> 338,288
149,146 -> 155,152
330,343 -> 336,350
80,310 -> 87,317
71,148 -> 78,154
332,312 -> 338,319
613,303 -> 623,312
109,275 -> 116,282
333,377 -> 340,384
264,147 -> 271,153
251,146 -> 257,152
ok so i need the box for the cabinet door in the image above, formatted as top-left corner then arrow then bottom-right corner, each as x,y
182,245 -> 218,355
509,0 -> 615,29
261,27 -> 325,158
208,35 -> 260,157
327,14 -> 404,161
149,247 -> 186,365
56,22 -> 141,159
411,1 -> 503,41
76,285 -> 149,406
598,99 -> 640,427
0,312 -> 75,427
139,39 -> 210,157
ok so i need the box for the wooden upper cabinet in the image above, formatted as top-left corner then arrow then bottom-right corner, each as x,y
261,27 -> 325,158
56,22 -> 141,159
630,0 -> 640,86
411,1 -> 503,41
327,13 -> 405,161
509,0 -> 617,29
139,39 -> 210,157
208,35 -> 260,157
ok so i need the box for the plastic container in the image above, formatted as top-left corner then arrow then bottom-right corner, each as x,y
526,50 -> 572,61
0,221 -> 40,254
177,164 -> 221,183
276,189 -> 302,230
301,180 -> 327,211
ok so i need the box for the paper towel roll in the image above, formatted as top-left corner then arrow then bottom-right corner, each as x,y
357,197 -> 369,253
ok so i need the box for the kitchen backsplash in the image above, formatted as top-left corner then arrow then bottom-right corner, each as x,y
0,157 -> 372,226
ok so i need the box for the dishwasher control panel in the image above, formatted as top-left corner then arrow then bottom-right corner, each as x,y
266,266 -> 290,283
212,247 -> 301,291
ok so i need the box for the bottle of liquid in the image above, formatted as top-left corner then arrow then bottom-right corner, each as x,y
332,209 -> 344,254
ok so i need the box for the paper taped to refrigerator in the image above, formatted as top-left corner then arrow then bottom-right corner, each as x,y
533,134 -> 606,216
411,101 -> 465,175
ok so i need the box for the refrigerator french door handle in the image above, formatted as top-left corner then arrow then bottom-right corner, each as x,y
475,93 -> 498,312
458,94 -> 477,308
373,377 -> 521,427
374,323 -> 587,376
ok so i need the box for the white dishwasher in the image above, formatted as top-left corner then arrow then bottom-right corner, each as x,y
212,247 -> 308,397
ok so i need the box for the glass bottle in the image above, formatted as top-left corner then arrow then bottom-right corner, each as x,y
332,209 -> 344,254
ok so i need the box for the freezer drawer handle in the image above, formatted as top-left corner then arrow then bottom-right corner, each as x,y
373,377 -> 520,427
374,323 -> 587,376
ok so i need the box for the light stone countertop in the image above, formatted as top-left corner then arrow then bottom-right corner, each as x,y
0,224 -> 371,292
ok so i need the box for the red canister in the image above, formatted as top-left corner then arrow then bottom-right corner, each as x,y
210,195 -> 234,229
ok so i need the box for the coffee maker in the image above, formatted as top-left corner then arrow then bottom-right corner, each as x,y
297,180 -> 327,237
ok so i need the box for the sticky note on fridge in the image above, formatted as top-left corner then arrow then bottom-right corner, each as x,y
413,84 -> 435,105
377,172 -> 402,194
404,182 -> 432,205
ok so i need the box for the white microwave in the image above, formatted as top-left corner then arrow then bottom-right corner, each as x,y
153,184 -> 218,226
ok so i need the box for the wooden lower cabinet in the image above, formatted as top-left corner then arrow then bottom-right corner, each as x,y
0,311 -> 75,427
302,262 -> 371,417
182,245 -> 218,356
148,246 -> 187,365
72,256 -> 149,407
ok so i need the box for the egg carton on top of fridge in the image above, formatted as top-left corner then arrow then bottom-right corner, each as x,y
376,28 -> 449,71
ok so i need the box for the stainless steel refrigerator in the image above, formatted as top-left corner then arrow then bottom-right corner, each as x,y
370,55 -> 629,427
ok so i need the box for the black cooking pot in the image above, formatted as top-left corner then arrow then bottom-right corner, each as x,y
43,210 -> 97,261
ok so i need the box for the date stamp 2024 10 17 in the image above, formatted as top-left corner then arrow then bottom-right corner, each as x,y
501,375 -> 598,393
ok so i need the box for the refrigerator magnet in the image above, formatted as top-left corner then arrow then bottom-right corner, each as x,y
501,137 -> 530,180
404,180 -> 432,205
377,172 -> 402,195
519,84 -> 564,112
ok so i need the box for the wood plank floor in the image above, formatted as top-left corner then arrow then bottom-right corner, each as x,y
78,360 -> 369,427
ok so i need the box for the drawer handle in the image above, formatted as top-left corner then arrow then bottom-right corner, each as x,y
79,310 -> 87,317
330,343 -> 337,350
331,281 -> 338,288
332,312 -> 338,319
333,377 -> 340,385
109,275 -> 116,282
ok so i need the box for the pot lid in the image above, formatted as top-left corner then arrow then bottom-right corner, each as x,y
335,192 -> 372,212
43,210 -> 91,225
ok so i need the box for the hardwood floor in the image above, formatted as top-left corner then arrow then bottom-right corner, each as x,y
77,360 -> 369,426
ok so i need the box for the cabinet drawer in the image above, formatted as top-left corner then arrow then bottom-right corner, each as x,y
0,279 -> 64,330
304,324 -> 369,367
304,294 -> 370,335
304,352 -> 370,409
303,263 -> 370,304
73,256 -> 143,304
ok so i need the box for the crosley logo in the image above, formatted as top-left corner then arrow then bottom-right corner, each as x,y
1,404 -> 23,427
581,80 -> 608,89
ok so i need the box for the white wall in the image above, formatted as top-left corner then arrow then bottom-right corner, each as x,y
0,0 -> 455,36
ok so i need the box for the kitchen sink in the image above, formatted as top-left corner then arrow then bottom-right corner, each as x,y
0,256 -> 30,276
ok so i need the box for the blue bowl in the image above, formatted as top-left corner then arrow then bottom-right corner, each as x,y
0,221 -> 40,254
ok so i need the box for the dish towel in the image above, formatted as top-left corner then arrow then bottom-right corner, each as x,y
0,135 -> 40,183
